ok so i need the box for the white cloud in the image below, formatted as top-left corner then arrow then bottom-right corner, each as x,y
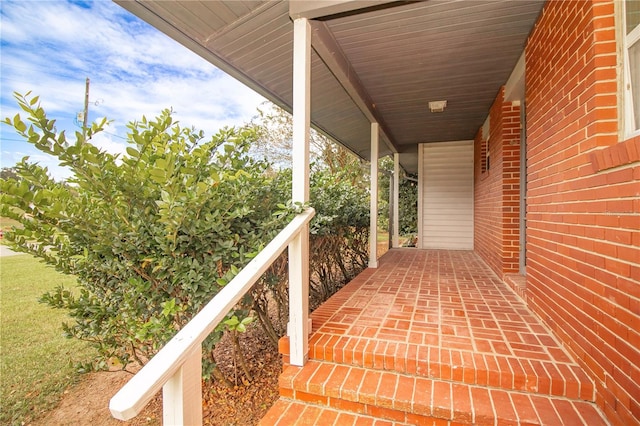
0,0 -> 265,180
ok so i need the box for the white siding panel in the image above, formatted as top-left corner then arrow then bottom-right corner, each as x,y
420,140 -> 474,250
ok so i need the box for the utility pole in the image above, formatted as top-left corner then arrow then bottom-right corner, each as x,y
82,77 -> 90,138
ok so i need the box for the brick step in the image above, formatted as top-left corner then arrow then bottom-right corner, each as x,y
281,336 -> 595,401
272,360 -> 608,426
259,399 -> 412,426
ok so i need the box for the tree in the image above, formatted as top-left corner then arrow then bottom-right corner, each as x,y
251,102 -> 369,188
379,157 -> 418,238
0,167 -> 19,180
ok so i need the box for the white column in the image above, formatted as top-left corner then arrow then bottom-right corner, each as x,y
288,17 -> 311,367
162,346 -> 202,426
369,123 -> 379,268
392,152 -> 400,248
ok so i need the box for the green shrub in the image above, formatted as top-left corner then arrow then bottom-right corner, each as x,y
1,92 -> 371,386
1,93 -> 286,376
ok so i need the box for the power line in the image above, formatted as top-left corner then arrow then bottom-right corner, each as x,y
102,131 -> 127,140
0,138 -> 29,143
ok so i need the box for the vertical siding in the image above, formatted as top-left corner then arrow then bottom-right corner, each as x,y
421,140 -> 474,250
526,1 -> 640,425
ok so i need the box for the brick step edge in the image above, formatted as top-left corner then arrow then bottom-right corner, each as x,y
259,398 -> 414,426
279,337 -> 595,402
278,361 -> 609,426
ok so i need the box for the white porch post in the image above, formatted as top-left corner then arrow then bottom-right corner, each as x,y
392,152 -> 400,248
162,345 -> 202,425
369,123 -> 379,268
288,17 -> 311,366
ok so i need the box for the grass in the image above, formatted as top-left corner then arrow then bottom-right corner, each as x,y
0,254 -> 96,425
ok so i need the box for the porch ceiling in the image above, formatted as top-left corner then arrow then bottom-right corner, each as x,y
115,0 -> 544,174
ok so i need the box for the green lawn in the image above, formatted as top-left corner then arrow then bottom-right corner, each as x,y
377,230 -> 389,242
0,255 -> 96,425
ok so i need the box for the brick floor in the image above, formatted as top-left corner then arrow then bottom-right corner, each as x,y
261,249 -> 609,425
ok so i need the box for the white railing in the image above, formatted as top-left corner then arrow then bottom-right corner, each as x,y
109,208 -> 315,424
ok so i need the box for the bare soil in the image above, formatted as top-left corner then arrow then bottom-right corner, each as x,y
30,323 -> 282,426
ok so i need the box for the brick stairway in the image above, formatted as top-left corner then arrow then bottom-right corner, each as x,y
259,250 -> 609,425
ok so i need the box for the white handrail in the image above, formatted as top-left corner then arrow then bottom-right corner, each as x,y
109,208 -> 315,421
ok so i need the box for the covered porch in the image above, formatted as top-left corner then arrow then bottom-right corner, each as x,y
107,0 -> 638,424
267,249 -> 606,425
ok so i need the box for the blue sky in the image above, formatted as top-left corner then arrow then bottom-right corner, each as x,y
0,0 -> 265,180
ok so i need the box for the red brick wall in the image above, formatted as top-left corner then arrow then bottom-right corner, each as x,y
501,101 -> 521,274
474,97 -> 503,276
525,1 -> 640,425
474,88 -> 521,277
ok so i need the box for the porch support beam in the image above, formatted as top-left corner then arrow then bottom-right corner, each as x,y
504,51 -> 525,102
288,17 -> 311,367
289,0 -> 395,20
392,153 -> 400,248
369,123 -> 379,268
310,20 -> 397,156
